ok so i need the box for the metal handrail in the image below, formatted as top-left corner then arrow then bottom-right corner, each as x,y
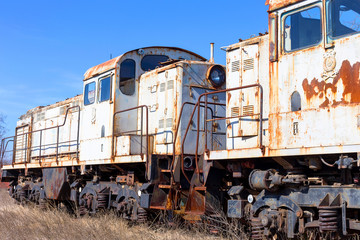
0,106 -> 81,167
111,105 -> 149,179
180,84 -> 264,182
170,102 -> 215,184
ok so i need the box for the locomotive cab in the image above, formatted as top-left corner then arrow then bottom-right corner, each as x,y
79,47 -> 210,165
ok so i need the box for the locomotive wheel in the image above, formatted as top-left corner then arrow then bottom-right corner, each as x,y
79,194 -> 94,216
116,197 -> 146,223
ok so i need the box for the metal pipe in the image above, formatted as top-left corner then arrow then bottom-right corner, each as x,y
1,106 -> 80,167
145,105 -> 149,180
204,94 -> 208,152
39,130 -> 42,165
181,102 -> 200,183
76,105 -> 81,162
210,43 -> 214,63
141,107 -> 143,157
172,102 -> 214,184
111,105 -> 149,179
206,113 -> 261,122
12,135 -> 16,166
186,84 -> 264,183
56,127 -> 60,165
24,133 -> 28,164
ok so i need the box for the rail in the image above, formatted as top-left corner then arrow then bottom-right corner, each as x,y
0,106 -> 81,168
111,105 -> 149,178
180,84 -> 264,183
170,102 -> 217,184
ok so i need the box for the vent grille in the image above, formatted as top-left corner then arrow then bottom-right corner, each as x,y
160,83 -> 165,92
166,118 -> 173,128
36,112 -> 45,122
167,80 -> 174,90
243,58 -> 254,71
231,107 -> 240,117
231,60 -> 240,72
242,105 -> 254,116
60,107 -> 65,115
159,119 -> 164,129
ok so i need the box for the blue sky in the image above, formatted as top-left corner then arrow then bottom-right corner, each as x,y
0,0 -> 268,136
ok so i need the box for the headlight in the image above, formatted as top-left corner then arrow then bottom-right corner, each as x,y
207,65 -> 226,88
247,194 -> 255,204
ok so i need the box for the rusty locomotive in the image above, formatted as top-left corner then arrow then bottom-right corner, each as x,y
2,0 -> 360,239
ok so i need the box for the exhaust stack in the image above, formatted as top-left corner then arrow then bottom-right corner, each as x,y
210,43 -> 214,63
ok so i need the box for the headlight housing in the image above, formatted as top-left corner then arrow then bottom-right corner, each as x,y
207,65 -> 226,88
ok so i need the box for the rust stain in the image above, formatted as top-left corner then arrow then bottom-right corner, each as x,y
266,0 -> 305,12
302,60 -> 360,108
227,92 -> 232,103
84,56 -> 121,81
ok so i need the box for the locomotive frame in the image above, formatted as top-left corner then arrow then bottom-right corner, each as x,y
2,0 -> 360,239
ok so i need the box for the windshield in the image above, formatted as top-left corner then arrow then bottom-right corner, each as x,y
327,0 -> 360,38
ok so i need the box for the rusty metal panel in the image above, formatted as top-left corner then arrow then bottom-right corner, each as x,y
226,48 -> 242,141
240,44 -> 260,137
115,135 -> 150,156
84,57 -> 121,81
266,0 -> 306,12
43,167 -> 69,200
225,36 -> 270,151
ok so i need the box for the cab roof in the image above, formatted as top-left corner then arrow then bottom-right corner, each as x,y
83,46 -> 206,81
266,0 -> 306,12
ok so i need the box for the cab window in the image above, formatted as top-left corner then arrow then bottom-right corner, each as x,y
141,55 -> 169,71
120,59 -> 135,96
283,6 -> 322,52
84,82 -> 96,105
327,0 -> 360,39
99,76 -> 111,102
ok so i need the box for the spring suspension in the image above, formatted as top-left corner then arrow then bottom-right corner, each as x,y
97,192 -> 109,209
319,208 -> 340,232
19,189 -> 27,204
39,199 -> 47,210
79,204 -> 88,216
79,195 -> 91,216
251,217 -> 265,240
137,207 -> 147,223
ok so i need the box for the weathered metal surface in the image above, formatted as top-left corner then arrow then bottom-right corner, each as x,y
84,56 -> 121,81
265,0 -> 306,12
43,167 -> 69,200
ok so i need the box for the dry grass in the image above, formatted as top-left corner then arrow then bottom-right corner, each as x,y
0,189 -> 223,240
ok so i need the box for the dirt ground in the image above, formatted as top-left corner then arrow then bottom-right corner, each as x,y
0,189 -> 222,240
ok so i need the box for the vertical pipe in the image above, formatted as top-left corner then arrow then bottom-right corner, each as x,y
140,107 -> 143,156
12,135 -> 16,166
0,140 -> 3,168
39,130 -> 42,165
24,133 -> 28,164
145,106 -> 149,181
76,106 -> 80,161
259,85 -> 264,152
111,113 -> 116,159
195,97 -> 202,174
56,127 -> 59,165
209,43 -> 214,63
204,95 -> 208,151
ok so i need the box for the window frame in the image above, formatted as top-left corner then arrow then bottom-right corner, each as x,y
281,3 -> 323,53
326,0 -> 360,42
98,74 -> 112,103
119,59 -> 136,96
84,81 -> 96,106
